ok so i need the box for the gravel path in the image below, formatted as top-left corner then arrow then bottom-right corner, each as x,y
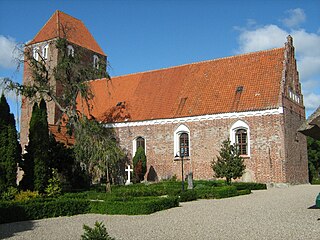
1,185 -> 319,240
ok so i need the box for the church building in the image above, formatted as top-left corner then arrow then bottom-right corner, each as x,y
21,10 -> 308,184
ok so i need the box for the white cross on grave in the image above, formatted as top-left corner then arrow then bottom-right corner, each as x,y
125,165 -> 133,185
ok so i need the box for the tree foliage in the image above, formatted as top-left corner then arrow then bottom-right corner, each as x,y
211,139 -> 246,184
307,136 -> 320,183
21,100 -> 50,193
74,117 -> 124,191
133,146 -> 147,183
0,94 -> 21,193
2,29 -> 124,189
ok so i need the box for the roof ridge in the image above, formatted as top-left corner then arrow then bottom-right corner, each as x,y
109,47 -> 285,79
27,11 -> 59,46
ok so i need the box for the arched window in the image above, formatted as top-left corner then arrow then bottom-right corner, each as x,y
67,45 -> 74,57
136,137 -> 145,151
33,47 -> 39,61
236,129 -> 247,155
42,44 -> 48,60
174,124 -> 191,157
132,136 -> 146,156
179,133 -> 189,157
93,55 -> 99,69
230,120 -> 250,156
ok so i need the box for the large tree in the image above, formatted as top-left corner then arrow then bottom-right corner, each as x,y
0,94 -> 21,192
2,33 -> 123,188
21,100 -> 50,192
74,116 -> 124,192
211,139 -> 246,184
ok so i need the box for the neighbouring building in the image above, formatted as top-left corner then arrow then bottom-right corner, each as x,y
21,10 -> 308,184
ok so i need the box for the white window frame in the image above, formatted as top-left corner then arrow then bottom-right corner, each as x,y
42,44 -> 48,60
93,55 -> 99,69
132,136 -> 146,156
67,45 -> 74,57
33,47 -> 39,61
230,120 -> 250,157
174,124 -> 191,158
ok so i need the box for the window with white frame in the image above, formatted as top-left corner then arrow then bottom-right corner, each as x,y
42,44 -> 48,60
174,124 -> 190,158
33,47 -> 39,61
67,45 -> 74,57
93,55 -> 99,69
132,136 -> 146,156
230,120 -> 250,156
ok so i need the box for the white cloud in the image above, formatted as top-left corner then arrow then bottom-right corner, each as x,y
235,9 -> 320,115
281,8 -> 306,28
0,35 -> 19,69
237,25 -> 287,53
304,93 -> 320,110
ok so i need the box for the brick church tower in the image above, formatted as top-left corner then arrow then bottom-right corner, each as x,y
20,10 -> 106,150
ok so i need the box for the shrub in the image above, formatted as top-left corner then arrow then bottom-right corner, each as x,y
133,146 -> 147,183
1,186 -> 18,201
90,196 -> 179,215
178,190 -> 197,202
0,198 -> 90,224
45,169 -> 62,197
211,139 -> 245,184
232,182 -> 267,190
81,221 -> 115,240
195,186 -> 238,199
15,190 -> 40,202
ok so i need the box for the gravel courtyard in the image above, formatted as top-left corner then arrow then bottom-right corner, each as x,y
1,185 -> 319,240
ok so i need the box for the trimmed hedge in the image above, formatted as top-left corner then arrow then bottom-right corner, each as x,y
0,198 -> 90,224
195,186 -> 240,199
90,196 -> 179,215
232,182 -> 267,190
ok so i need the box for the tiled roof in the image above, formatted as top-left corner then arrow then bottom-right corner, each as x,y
84,47 -> 285,123
49,124 -> 75,146
29,10 -> 105,56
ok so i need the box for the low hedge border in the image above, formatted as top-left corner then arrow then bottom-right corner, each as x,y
0,198 -> 90,224
90,196 -> 179,215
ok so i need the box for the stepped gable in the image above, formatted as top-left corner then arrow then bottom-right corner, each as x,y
83,47 -> 285,123
28,10 -> 105,56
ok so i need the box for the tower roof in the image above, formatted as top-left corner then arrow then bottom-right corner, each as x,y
28,10 -> 105,56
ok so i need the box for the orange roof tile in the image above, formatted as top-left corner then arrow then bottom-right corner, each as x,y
49,124 -> 75,146
29,10 -> 105,56
82,47 -> 285,123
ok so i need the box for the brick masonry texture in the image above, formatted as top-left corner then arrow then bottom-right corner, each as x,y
115,112 -> 308,183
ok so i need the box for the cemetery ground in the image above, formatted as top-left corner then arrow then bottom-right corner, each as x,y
0,184 -> 319,239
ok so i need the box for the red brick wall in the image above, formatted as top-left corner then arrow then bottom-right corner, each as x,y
114,112 -> 303,184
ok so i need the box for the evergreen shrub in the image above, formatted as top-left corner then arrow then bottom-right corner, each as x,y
0,198 -> 90,224
14,190 -> 40,202
90,196 -> 179,215
232,182 -> 267,190
81,221 -> 115,240
178,190 -> 198,202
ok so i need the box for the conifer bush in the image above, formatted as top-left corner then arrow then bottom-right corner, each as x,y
81,221 -> 115,240
211,139 -> 246,184
133,147 -> 147,183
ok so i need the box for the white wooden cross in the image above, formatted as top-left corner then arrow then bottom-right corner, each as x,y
125,165 -> 133,185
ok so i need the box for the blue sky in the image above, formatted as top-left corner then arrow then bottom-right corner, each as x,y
1,0 -> 319,129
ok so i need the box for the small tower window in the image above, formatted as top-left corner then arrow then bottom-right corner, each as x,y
93,55 -> 99,69
33,47 -> 39,61
67,45 -> 74,57
42,44 -> 48,60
